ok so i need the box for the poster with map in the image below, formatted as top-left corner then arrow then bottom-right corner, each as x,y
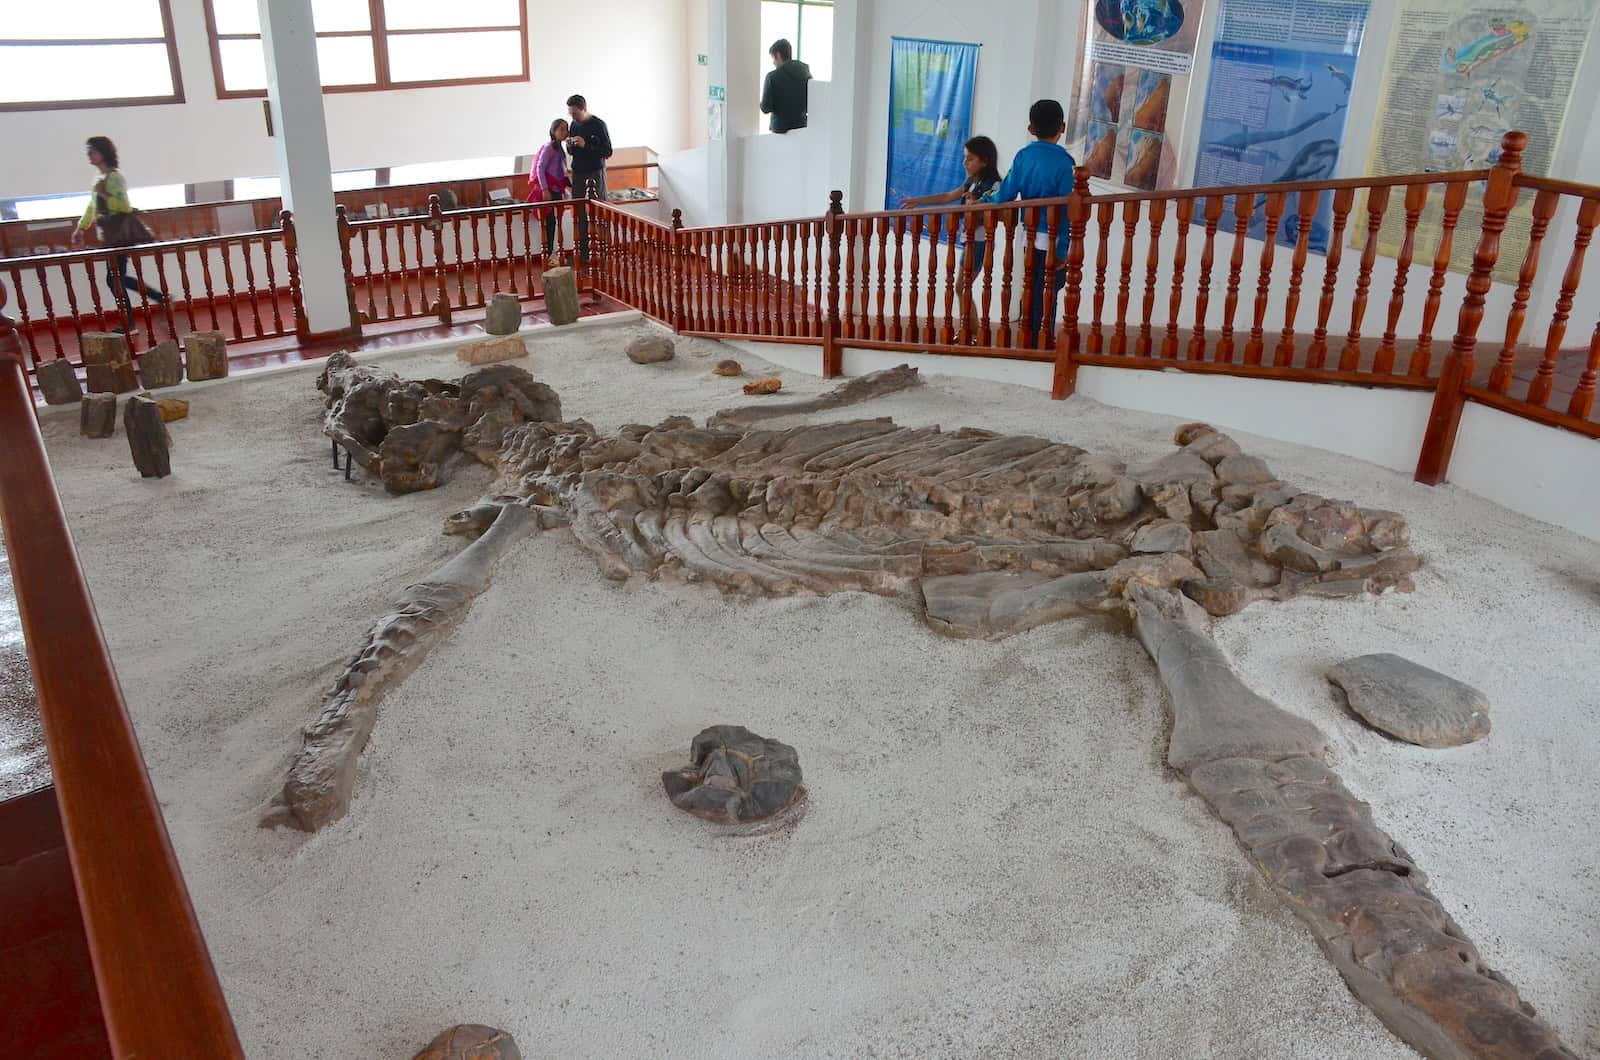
1363,1 -> 1600,279
1191,0 -> 1372,254
884,38 -> 980,215
1067,0 -> 1208,191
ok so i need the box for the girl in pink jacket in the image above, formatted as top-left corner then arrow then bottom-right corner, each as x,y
528,119 -> 571,256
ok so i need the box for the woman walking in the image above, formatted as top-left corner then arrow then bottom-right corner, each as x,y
71,136 -> 165,334
527,119 -> 571,260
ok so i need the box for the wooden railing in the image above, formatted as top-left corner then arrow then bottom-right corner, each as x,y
3,217 -> 303,370
1,154 -> 662,259
1455,171 -> 1600,443
339,195 -> 598,330
583,131 -> 1595,482
0,288 -> 243,1055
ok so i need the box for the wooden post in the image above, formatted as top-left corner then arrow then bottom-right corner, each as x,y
427,195 -> 452,325
334,204 -> 365,337
1053,168 -> 1091,399
1415,132 -> 1524,485
280,210 -> 310,341
823,190 -> 844,379
670,209 -> 686,333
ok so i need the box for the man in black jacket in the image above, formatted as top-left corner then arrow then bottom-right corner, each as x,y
566,94 -> 613,261
760,39 -> 811,133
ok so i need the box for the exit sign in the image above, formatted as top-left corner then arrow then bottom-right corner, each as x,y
697,53 -> 708,66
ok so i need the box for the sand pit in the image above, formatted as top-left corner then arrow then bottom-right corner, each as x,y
36,321 -> 1600,1057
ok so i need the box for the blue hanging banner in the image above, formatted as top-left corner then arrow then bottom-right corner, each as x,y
884,37 -> 980,213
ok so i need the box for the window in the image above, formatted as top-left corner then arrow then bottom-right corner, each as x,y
760,0 -> 832,81
0,0 -> 183,111
203,0 -> 528,98
231,176 -> 283,201
387,157 -> 517,185
11,182 -> 185,222
758,0 -> 831,133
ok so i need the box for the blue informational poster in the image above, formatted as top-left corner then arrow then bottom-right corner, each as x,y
884,37 -> 980,221
1192,0 -> 1371,253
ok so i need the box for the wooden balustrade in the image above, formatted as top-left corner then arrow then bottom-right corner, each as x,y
0,291 -> 244,1056
1459,170 -> 1600,442
2,225 -> 298,372
342,195 -> 602,328
7,131 -> 1593,469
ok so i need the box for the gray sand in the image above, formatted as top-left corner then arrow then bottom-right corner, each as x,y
37,321 -> 1600,1058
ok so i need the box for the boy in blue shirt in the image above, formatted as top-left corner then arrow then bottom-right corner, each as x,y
982,99 -> 1078,346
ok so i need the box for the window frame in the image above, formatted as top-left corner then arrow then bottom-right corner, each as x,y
201,0 -> 531,99
762,0 -> 832,70
0,0 -> 185,113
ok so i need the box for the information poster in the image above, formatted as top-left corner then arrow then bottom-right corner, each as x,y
884,38 -> 980,212
1363,2 -> 1599,279
1068,0 -> 1208,190
1192,0 -> 1370,253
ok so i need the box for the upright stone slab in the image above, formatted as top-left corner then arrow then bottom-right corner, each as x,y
80,332 -> 138,394
184,330 -> 228,381
484,291 -> 522,335
138,339 -> 184,389
36,358 -> 83,405
543,267 -> 579,326
79,393 -> 117,438
124,394 -> 172,478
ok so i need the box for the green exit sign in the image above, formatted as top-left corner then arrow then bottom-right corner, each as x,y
697,53 -> 708,66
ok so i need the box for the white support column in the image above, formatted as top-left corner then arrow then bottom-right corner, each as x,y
706,0 -> 761,223
259,0 -> 350,337
827,0 -> 871,211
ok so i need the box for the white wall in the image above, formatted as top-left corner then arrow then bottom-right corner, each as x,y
0,0 -> 692,201
736,123 -> 831,223
1450,403 -> 1600,542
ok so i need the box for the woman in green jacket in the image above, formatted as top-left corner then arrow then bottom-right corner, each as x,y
71,136 -> 166,333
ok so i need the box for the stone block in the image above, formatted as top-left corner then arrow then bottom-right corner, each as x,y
154,396 -> 189,422
543,266 -> 580,326
36,358 -> 82,405
484,292 -> 522,335
456,335 -> 527,366
625,334 -> 675,364
138,339 -> 183,389
81,332 -> 138,394
1328,653 -> 1491,747
79,393 -> 117,438
124,394 -> 172,478
183,330 -> 228,381
413,1025 -> 521,1060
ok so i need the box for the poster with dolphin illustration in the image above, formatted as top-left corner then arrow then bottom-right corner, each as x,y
1192,0 -> 1371,254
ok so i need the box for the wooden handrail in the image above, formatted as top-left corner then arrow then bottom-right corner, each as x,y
1512,172 -> 1600,197
0,292 -> 243,1057
830,168 -> 1490,223
0,226 -> 284,270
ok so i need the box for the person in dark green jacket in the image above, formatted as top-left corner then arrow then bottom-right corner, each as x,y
761,39 -> 811,133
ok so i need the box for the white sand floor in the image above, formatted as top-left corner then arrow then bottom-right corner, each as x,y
36,320 -> 1600,1058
